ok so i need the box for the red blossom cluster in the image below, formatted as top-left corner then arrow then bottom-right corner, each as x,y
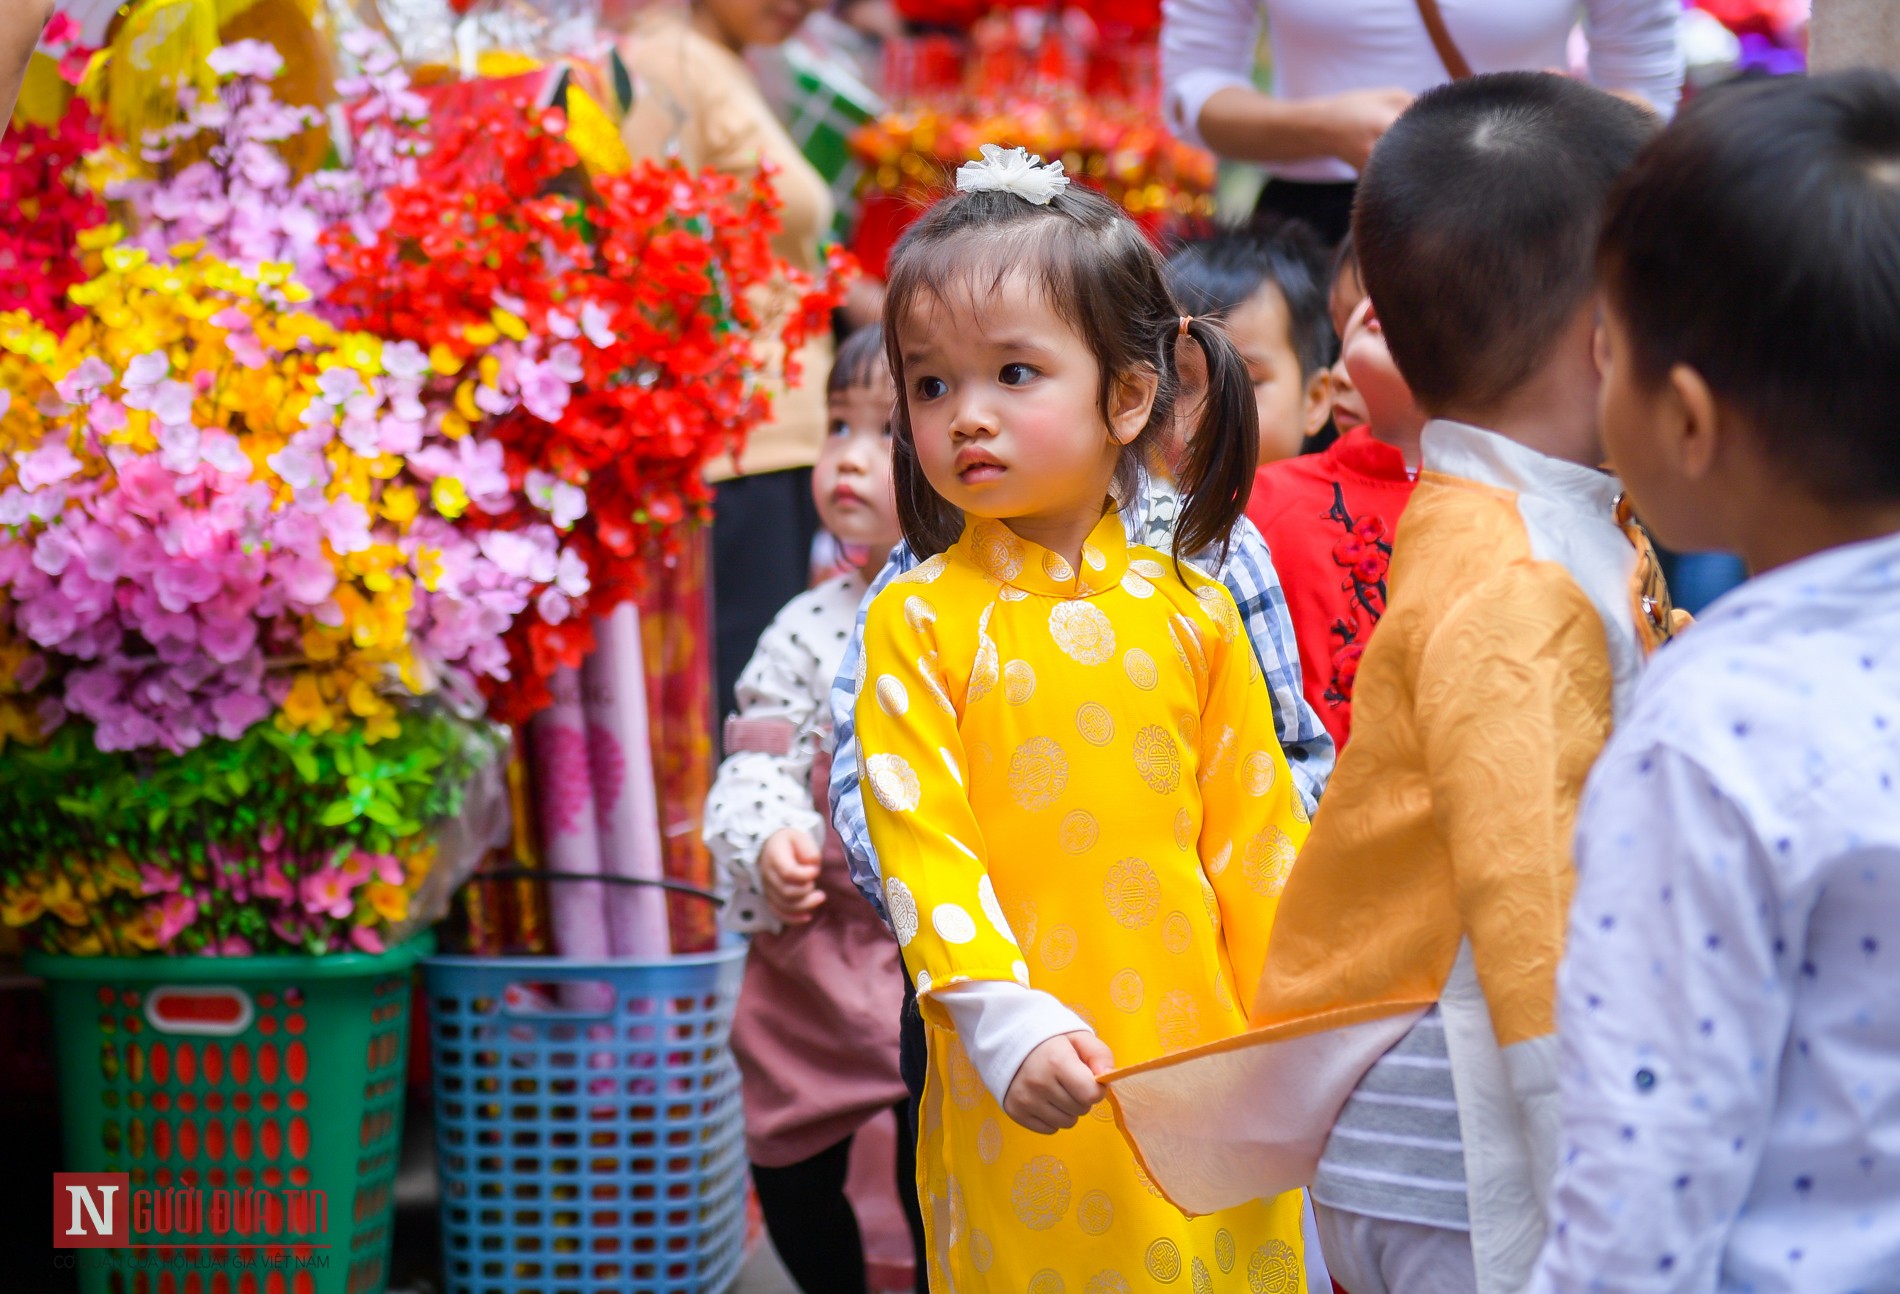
324,90 -> 847,723
0,23 -> 106,329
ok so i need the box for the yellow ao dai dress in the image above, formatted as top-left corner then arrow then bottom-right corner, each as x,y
856,512 -> 1311,1294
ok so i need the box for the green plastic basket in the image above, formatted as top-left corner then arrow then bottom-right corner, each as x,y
26,938 -> 431,1294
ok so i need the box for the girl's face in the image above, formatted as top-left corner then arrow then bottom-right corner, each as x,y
813,373 -> 900,557
898,275 -> 1150,557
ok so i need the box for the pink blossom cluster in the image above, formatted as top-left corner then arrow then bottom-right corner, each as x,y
0,333 -> 585,753
110,33 -> 426,294
143,824 -> 407,953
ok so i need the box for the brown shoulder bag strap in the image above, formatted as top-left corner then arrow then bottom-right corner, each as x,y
1413,0 -> 1474,80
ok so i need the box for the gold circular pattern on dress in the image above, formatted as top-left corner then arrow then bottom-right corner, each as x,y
1242,750 -> 1277,797
875,674 -> 910,717
1204,724 -> 1236,779
1173,808 -> 1194,853
917,652 -> 955,712
1041,925 -> 1079,971
1109,968 -> 1145,1013
970,635 -> 1000,703
1084,1271 -> 1130,1294
1292,791 -> 1310,824
972,523 -> 1026,580
1000,584 -> 1030,602
1076,1190 -> 1113,1235
1171,614 -> 1207,674
1103,858 -> 1161,929
1007,897 -> 1039,953
1049,601 -> 1116,666
1009,736 -> 1070,811
1199,872 -> 1220,929
977,1118 -> 1003,1163
903,594 -> 938,633
885,876 -> 920,946
1011,1155 -> 1072,1231
1163,911 -> 1193,954
1246,1241 -> 1299,1293
1156,988 -> 1201,1052
901,553 -> 948,584
1130,557 -> 1166,579
1215,1228 -> 1236,1274
1177,711 -> 1201,751
1058,810 -> 1100,854
1004,659 -> 1037,705
932,902 -> 979,944
1120,569 -> 1154,599
1145,1239 -> 1184,1284
948,1039 -> 983,1110
1132,725 -> 1182,795
1122,647 -> 1159,691
1028,1271 -> 1066,1294
948,1174 -> 967,1245
1075,702 -> 1115,747
1043,549 -> 1075,582
1191,1258 -> 1213,1294
1206,841 -> 1231,877
1196,584 -> 1241,641
1084,544 -> 1108,572
866,753 -> 921,812
1214,967 -> 1234,1012
971,1229 -> 995,1273
1243,825 -> 1298,898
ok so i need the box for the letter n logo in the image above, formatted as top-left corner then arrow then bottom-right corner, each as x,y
54,1173 -> 130,1248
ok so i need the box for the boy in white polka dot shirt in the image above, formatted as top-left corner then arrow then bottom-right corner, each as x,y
1530,73 -> 1900,1294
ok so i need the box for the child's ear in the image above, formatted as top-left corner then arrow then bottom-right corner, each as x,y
1669,363 -> 1721,481
1302,369 -> 1332,440
1109,365 -> 1160,446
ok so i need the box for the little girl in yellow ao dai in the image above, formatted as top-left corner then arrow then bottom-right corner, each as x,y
855,147 -> 1312,1294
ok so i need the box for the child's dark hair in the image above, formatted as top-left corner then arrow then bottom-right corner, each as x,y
1601,71 -> 1900,505
881,183 -> 1258,563
828,323 -> 889,395
1166,221 -> 1335,377
1353,72 -> 1656,414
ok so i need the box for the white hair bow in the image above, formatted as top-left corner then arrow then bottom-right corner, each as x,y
955,144 -> 1071,205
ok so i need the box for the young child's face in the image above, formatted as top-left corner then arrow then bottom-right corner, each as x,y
898,275 -> 1125,533
1327,260 -> 1370,435
1226,282 -> 1329,466
1340,298 -> 1424,461
813,371 -> 901,555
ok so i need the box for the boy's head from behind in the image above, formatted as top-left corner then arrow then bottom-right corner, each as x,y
1167,223 -> 1334,466
1599,71 -> 1900,562
1354,73 -> 1654,428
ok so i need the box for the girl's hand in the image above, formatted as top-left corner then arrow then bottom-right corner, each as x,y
759,827 -> 825,924
1004,1031 -> 1116,1134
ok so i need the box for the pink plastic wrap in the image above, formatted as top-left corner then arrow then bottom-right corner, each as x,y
581,603 -> 673,959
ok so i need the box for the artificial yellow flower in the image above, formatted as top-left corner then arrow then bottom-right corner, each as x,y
364,881 -> 409,924
281,673 -> 332,734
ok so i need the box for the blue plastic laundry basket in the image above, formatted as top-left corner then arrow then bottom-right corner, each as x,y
424,946 -> 747,1294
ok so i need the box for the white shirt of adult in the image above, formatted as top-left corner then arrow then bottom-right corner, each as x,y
1161,0 -> 1684,179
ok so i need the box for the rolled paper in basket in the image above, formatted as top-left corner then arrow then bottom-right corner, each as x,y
581,602 -> 673,959
529,667 -> 615,1010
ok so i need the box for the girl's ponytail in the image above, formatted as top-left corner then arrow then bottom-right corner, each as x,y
1172,315 -> 1259,566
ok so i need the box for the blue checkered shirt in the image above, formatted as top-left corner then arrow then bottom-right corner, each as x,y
826,482 -> 1335,917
